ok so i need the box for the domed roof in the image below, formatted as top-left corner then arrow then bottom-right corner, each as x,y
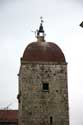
21,19 -> 66,63
21,41 -> 66,62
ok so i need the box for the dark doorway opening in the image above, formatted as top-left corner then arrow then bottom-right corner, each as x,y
50,116 -> 53,125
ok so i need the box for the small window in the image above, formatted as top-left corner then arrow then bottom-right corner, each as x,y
42,83 -> 49,91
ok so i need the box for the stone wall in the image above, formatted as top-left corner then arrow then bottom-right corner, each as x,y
18,62 -> 69,125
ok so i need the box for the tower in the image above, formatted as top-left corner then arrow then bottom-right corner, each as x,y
18,19 -> 69,125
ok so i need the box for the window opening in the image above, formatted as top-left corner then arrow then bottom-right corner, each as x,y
42,83 -> 49,91
50,116 -> 53,125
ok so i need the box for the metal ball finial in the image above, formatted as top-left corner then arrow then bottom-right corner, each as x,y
40,16 -> 44,24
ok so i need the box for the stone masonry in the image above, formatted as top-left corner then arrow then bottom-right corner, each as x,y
18,62 -> 69,125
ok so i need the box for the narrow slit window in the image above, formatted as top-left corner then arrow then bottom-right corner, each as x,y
50,116 -> 53,125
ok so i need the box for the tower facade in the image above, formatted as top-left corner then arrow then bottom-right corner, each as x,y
18,20 -> 69,125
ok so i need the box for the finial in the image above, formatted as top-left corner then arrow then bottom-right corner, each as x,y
36,17 -> 45,41
40,16 -> 44,24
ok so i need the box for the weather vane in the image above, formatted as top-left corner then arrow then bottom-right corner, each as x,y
31,30 -> 37,37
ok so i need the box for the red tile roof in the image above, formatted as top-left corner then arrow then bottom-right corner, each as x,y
22,42 -> 66,62
0,110 -> 18,123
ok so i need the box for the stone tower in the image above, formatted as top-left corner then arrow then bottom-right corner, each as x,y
18,19 -> 69,125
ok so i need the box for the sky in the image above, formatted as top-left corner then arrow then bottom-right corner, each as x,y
0,0 -> 83,125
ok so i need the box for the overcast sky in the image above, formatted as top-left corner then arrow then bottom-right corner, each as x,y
0,0 -> 83,125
